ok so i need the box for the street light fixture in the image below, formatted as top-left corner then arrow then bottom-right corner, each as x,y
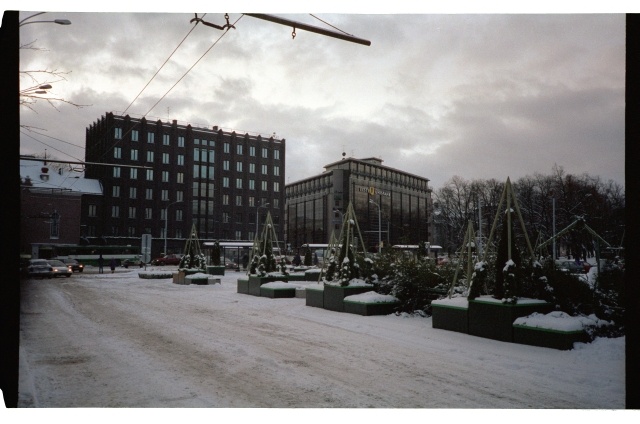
369,199 -> 381,252
20,12 -> 71,27
256,201 -> 270,239
164,200 -> 183,255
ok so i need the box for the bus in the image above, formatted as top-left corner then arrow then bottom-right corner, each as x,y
31,243 -> 141,266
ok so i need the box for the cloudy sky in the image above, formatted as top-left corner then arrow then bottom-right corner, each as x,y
15,2 -> 627,190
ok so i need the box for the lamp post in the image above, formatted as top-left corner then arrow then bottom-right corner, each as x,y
369,198 -> 381,252
20,12 -> 71,26
256,201 -> 270,239
164,200 -> 182,255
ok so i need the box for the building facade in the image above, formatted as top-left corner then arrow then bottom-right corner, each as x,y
84,112 -> 286,257
285,157 -> 434,252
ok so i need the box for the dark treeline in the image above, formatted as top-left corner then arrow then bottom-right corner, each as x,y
432,165 -> 625,257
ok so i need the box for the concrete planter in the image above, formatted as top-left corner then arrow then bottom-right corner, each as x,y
260,286 -> 297,298
512,325 -> 589,350
431,298 -> 469,334
468,297 -> 554,342
323,284 -> 374,312
206,265 -> 226,276
343,300 -> 400,316
172,271 -> 188,285
247,275 -> 288,296
286,273 -> 307,282
305,286 -> 325,308
304,269 -> 322,282
237,277 -> 249,294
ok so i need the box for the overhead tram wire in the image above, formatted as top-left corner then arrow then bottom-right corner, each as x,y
20,128 -> 84,163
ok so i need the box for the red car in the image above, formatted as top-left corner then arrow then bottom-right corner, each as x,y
151,254 -> 182,266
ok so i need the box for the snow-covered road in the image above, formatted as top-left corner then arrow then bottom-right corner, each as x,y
18,267 -> 625,408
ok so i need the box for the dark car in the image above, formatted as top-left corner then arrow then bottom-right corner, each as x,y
47,259 -> 73,278
151,254 -> 182,266
63,258 -> 84,272
27,259 -> 53,279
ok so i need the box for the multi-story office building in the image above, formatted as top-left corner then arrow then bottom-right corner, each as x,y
285,157 -> 434,252
84,112 -> 286,257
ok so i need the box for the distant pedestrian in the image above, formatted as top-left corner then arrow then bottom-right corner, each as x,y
98,254 -> 104,274
109,258 -> 116,273
293,253 -> 301,267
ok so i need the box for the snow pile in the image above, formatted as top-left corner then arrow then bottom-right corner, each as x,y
260,281 -> 300,289
513,311 -> 611,332
185,272 -> 210,280
325,278 -> 373,287
344,291 -> 399,304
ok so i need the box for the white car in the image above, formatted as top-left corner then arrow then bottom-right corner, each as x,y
27,259 -> 53,279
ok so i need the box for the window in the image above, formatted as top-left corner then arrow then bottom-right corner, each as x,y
249,179 -> 255,190
146,151 -> 154,162
145,208 -> 153,219
222,194 -> 229,205
178,136 -> 185,147
222,212 -> 230,223
88,204 -> 97,217
235,230 -> 242,240
146,169 -> 154,181
130,149 -> 138,161
273,198 -> 279,208
236,178 -> 243,189
177,154 -> 184,166
145,188 -> 153,200
274,149 -> 280,160
237,144 -> 243,155
249,146 -> 256,157
262,147 -> 268,158
224,142 -> 230,153
113,147 -> 122,159
262,164 -> 268,175
112,185 -> 120,197
113,167 -> 121,178
161,189 -> 169,201
223,160 -> 230,171
192,182 -> 199,197
193,148 -> 200,162
208,150 -> 215,163
130,168 -> 137,179
114,127 -> 122,139
248,196 -> 255,207
223,177 -> 229,188
175,228 -> 182,238
176,209 -> 183,221
147,133 -> 155,143
261,181 -> 268,191
236,162 -> 243,172
160,209 -> 167,221
236,195 -> 242,206
128,206 -> 136,219
176,191 -> 183,202
131,130 -> 139,141
162,153 -> 170,164
128,226 -> 136,236
177,172 -> 184,184
162,171 -> 169,182
193,165 -> 200,179
249,163 -> 255,174
129,187 -> 137,199
163,134 -> 170,145
273,182 -> 280,192
273,165 -> 280,176
111,206 -> 120,218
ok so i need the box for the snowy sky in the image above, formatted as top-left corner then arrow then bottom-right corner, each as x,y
15,1 -> 628,190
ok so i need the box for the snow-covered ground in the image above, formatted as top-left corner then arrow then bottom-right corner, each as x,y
11,264 -> 627,417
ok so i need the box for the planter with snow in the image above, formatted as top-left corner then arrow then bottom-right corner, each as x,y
206,265 -> 226,276
247,275 -> 288,296
342,291 -> 400,316
304,269 -> 321,282
512,311 -> 590,350
305,285 -> 324,308
323,281 -> 375,312
286,272 -> 307,282
468,296 -> 554,342
185,272 -> 209,285
431,297 -> 469,334
237,277 -> 249,294
259,281 -> 298,298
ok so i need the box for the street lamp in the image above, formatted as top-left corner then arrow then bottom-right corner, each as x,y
369,199 -> 381,252
164,200 -> 182,255
256,201 -> 270,239
20,12 -> 71,26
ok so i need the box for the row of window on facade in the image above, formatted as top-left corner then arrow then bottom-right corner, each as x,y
113,128 -> 281,159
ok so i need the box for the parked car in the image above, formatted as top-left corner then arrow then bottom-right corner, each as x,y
47,259 -> 72,278
122,258 -> 145,268
555,260 -> 587,274
151,254 -> 182,266
63,258 -> 84,272
26,259 -> 53,279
